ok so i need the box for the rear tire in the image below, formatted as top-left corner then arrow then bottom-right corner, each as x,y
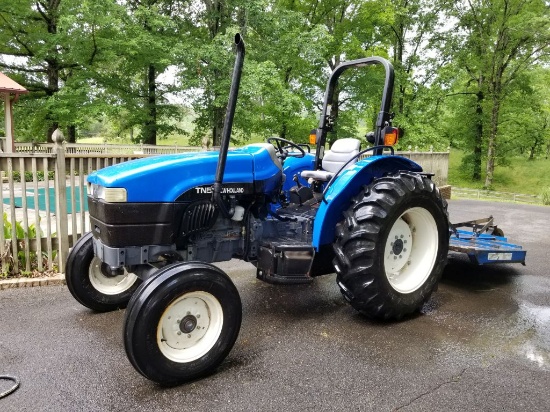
124,262 -> 242,386
333,172 -> 449,320
66,232 -> 141,312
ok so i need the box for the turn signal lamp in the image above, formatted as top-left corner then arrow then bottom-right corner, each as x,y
309,129 -> 317,145
384,127 -> 400,146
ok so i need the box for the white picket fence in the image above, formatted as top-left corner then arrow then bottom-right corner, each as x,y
0,132 -> 154,276
451,187 -> 542,204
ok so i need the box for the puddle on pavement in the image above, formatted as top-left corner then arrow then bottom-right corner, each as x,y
326,256 -> 550,372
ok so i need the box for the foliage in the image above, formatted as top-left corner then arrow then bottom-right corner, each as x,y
541,187 -> 550,206
433,0 -> 550,187
0,0 -> 549,184
1,212 -> 57,278
10,171 -> 55,183
448,149 -> 550,196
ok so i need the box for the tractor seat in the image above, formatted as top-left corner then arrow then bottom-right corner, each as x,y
301,138 -> 361,182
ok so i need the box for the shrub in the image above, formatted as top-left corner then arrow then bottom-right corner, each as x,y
1,212 -> 57,278
541,187 -> 550,206
10,171 -> 55,183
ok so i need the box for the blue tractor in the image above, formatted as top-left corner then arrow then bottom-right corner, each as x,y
66,34 -> 515,385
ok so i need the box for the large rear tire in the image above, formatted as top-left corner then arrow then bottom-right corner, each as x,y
66,232 -> 141,312
124,262 -> 242,386
333,172 -> 449,320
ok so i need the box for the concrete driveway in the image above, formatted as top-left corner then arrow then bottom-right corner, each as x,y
1,199 -> 549,411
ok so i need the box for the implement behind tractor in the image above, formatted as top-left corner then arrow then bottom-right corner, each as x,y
66,34 -> 526,385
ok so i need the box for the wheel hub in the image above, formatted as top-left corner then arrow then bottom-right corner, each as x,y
180,315 -> 197,334
392,238 -> 404,255
100,262 -> 125,278
384,207 -> 439,294
158,291 -> 224,363
89,257 -> 138,296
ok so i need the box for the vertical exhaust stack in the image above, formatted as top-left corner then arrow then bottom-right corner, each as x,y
213,33 -> 245,218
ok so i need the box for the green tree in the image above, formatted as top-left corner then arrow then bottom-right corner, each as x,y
290,0 -> 393,144
89,0 -> 188,144
442,0 -> 550,187
236,1 -> 329,142
0,0 -> 88,141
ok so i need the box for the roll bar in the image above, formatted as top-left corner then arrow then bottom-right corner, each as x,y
313,57 -> 395,168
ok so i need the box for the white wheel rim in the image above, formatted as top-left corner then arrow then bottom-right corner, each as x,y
157,291 -> 224,363
384,207 -> 439,294
88,257 -> 138,295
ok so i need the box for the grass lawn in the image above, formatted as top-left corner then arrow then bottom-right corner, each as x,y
76,136 -> 192,145
448,149 -> 550,196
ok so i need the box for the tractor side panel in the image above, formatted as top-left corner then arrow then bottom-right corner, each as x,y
312,156 -> 423,249
282,154 -> 316,192
87,145 -> 283,202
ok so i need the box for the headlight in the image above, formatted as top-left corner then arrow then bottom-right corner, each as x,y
90,184 -> 127,202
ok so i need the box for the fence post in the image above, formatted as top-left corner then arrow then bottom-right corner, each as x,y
53,129 -> 69,274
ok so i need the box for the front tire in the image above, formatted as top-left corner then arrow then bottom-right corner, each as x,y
124,262 -> 242,386
66,232 -> 141,312
333,172 -> 449,320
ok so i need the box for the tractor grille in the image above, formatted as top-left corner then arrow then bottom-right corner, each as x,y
181,201 -> 219,236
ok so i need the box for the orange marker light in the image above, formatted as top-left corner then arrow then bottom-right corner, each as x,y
384,127 -> 399,146
309,129 -> 317,145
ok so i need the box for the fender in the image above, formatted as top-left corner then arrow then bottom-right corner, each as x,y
312,155 -> 423,249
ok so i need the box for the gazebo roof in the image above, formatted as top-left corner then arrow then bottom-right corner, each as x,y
0,71 -> 28,94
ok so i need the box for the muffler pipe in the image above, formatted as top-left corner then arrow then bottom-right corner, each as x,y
213,33 -> 245,218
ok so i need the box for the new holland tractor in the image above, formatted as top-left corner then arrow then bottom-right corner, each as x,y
66,34 -> 524,385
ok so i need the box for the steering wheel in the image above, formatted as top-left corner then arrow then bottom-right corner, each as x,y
267,137 -> 306,160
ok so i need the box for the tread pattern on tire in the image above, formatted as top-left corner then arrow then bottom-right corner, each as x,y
333,171 -> 449,320
123,262 -> 242,386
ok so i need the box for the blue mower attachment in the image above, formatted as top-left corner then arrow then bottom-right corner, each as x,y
449,216 -> 526,265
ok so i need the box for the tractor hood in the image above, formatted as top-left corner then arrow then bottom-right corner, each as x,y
87,144 -> 282,202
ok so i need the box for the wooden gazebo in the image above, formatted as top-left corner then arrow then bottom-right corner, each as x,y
0,72 -> 28,152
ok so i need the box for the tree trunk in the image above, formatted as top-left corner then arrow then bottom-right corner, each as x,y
143,64 -> 157,145
395,22 -> 405,115
473,90 -> 483,180
212,106 -> 225,147
45,2 -> 60,143
46,63 -> 60,143
485,95 -> 500,188
205,1 -> 229,148
328,85 -> 340,147
279,67 -> 293,140
67,125 -> 76,143
280,124 -> 287,140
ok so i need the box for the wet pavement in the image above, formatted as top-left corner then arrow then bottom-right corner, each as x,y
0,199 -> 549,411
